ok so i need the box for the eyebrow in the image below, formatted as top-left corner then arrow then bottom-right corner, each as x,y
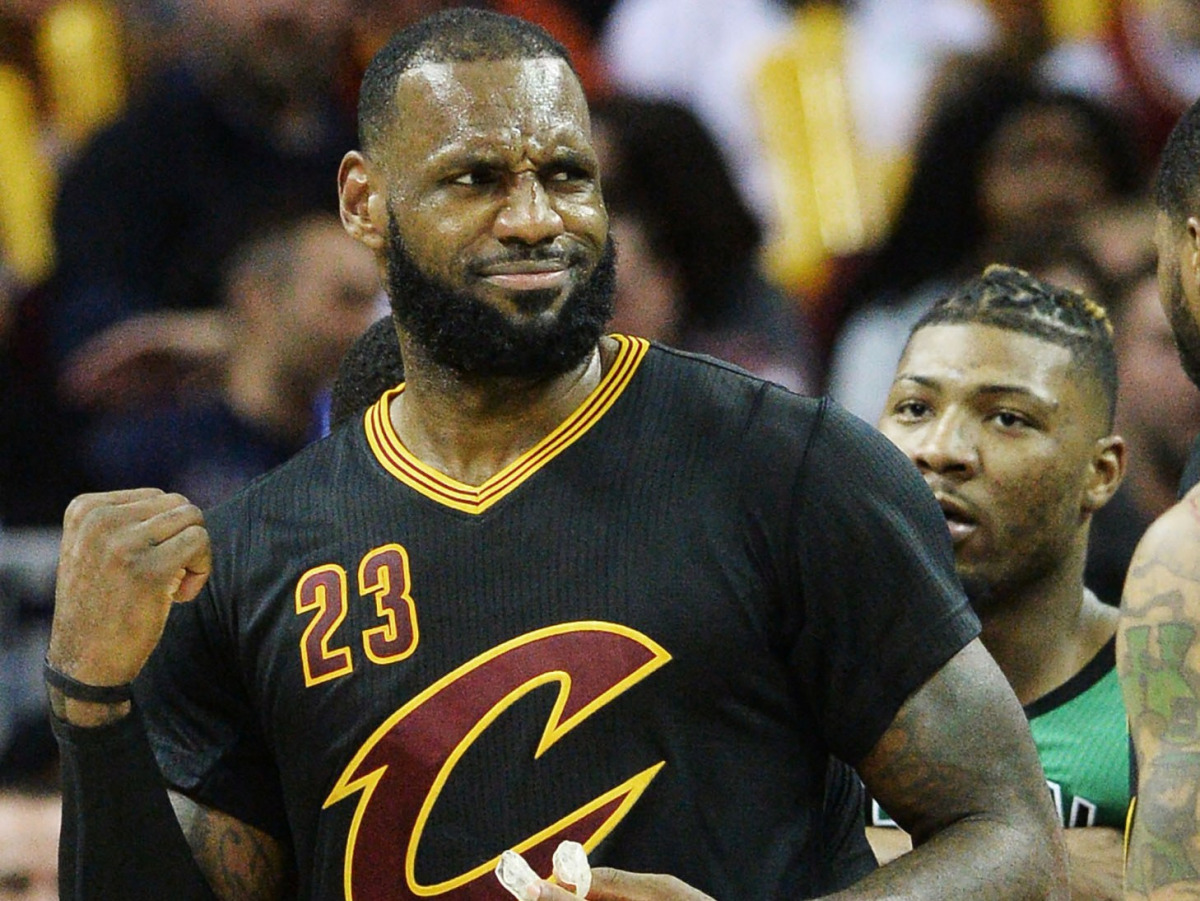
892,374 -> 1059,410
425,148 -> 599,182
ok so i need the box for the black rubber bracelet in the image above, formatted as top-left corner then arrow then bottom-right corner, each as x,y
43,658 -> 133,704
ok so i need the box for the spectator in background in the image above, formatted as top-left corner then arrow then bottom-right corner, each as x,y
0,280 -> 91,527
50,0 -> 357,412
826,71 -> 1141,421
1042,0 -> 1200,170
0,781 -> 59,901
591,93 -> 819,392
598,0 -> 792,226
80,214 -> 380,510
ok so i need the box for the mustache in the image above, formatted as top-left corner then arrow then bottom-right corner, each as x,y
468,244 -> 588,273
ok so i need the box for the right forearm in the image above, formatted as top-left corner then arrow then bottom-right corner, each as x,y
52,702 -> 218,900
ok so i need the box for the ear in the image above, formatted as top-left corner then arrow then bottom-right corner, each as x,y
1082,434 -> 1126,514
1185,217 -> 1200,305
339,150 -> 388,251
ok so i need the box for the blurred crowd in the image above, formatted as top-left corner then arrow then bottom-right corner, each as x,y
1,0 -> 1199,887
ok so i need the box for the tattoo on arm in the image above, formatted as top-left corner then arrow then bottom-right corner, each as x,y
170,792 -> 292,901
853,642 -> 1065,899
862,642 -> 1046,845
859,700 -> 968,845
1119,510 -> 1200,896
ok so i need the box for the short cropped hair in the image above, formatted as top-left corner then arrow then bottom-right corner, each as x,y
1154,96 -> 1200,228
910,264 -> 1118,429
358,8 -> 576,151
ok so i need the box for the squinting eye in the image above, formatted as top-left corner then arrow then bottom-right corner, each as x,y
547,165 -> 590,184
453,169 -> 497,186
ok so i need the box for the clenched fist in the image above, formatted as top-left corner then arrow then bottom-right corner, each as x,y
47,489 -> 211,724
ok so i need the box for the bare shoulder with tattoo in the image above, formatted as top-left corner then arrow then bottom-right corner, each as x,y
1118,489 -> 1200,900
169,792 -> 294,901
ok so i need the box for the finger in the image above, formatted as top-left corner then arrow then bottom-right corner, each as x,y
134,495 -> 206,546
586,868 -> 651,901
149,518 -> 210,573
534,882 -> 578,901
63,489 -> 165,528
154,525 -> 212,603
586,869 -> 713,901
174,567 -> 211,604
70,493 -> 201,560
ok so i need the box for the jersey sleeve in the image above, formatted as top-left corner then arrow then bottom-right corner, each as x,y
136,580 -> 290,841
785,398 -> 980,765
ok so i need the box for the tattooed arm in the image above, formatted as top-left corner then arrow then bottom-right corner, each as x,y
170,793 -> 293,899
538,640 -> 1068,901
1118,489 -> 1200,900
829,638 -> 1067,899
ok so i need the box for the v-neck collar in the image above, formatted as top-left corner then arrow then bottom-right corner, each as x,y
364,335 -> 650,514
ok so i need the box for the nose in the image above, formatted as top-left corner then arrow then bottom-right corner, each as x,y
910,412 -> 979,478
493,172 -> 564,245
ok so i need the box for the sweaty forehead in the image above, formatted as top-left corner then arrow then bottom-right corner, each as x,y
390,57 -> 590,155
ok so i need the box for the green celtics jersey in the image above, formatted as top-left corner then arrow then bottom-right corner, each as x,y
1025,640 -> 1129,828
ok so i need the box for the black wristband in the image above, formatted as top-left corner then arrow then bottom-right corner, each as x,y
44,657 -> 134,704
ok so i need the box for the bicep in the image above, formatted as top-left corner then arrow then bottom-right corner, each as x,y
855,639 -> 1052,845
1118,504 -> 1200,896
169,792 -> 293,901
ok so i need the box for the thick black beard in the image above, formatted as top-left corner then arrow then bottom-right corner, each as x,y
385,219 -> 616,380
1165,272 -> 1200,389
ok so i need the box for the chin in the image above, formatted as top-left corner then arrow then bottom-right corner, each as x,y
956,567 -> 999,611
507,287 -> 566,317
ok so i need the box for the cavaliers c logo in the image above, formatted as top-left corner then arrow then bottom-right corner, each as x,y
325,621 -> 671,900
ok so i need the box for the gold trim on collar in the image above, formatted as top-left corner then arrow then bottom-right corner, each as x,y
364,335 -> 650,514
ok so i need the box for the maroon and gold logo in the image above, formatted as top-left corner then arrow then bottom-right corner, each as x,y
325,622 -> 670,900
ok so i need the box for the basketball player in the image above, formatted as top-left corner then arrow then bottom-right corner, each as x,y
874,264 -> 1130,900
1119,94 -> 1200,899
45,9 -> 1066,899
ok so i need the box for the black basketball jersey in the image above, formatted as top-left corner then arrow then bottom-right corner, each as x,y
138,335 -> 979,900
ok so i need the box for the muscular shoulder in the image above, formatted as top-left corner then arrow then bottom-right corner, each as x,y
1118,491 -> 1200,700
1123,491 -> 1200,617
1145,489 -> 1200,551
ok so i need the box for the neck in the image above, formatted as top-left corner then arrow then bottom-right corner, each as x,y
225,346 -> 318,446
388,336 -> 613,486
975,539 -> 1116,706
